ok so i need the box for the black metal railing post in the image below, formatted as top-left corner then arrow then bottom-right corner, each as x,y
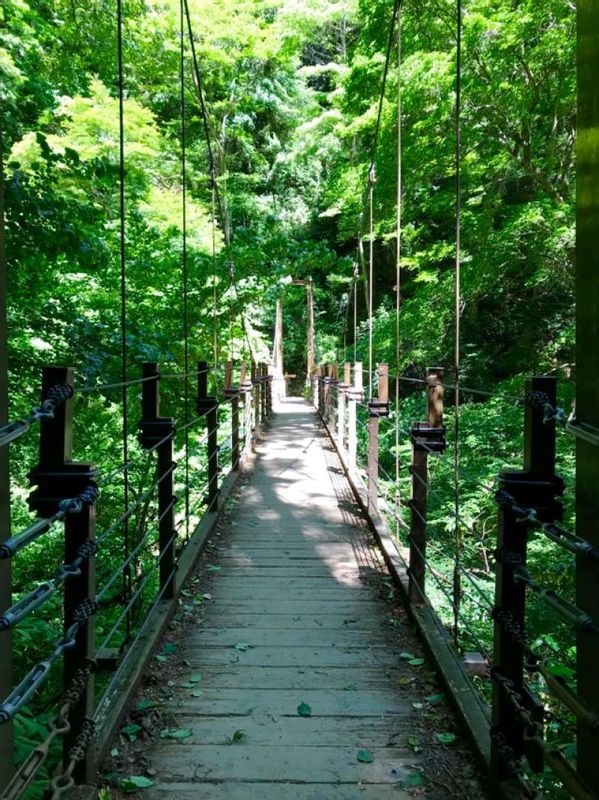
251,360 -> 259,434
138,363 -> 176,599
28,366 -> 98,783
490,375 -> 563,797
197,362 -> 219,511
337,362 -> 350,451
225,362 -> 240,471
367,364 -> 389,517
240,362 -> 253,456
330,364 -> 339,430
260,364 -> 267,422
408,367 -> 445,605
324,365 -> 332,426
266,367 -> 273,418
317,366 -> 324,417
348,363 -> 362,470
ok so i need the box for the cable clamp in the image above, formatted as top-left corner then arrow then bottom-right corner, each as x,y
71,599 -> 98,625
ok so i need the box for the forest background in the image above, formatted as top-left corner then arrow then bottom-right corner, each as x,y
1,0 -> 576,795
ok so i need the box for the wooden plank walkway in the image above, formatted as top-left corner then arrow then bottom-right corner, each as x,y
116,399 -> 480,799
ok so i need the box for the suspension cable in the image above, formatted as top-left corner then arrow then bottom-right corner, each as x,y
180,0 -> 190,542
116,0 -> 132,642
359,0 -> 402,398
211,183 -> 219,386
452,0 -> 463,646
353,264 -> 358,363
368,168 -> 375,400
394,4 -> 403,540
181,0 -> 254,363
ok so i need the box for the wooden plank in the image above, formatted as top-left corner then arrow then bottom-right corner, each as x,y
145,782 -> 412,799
217,554 -> 362,565
213,567 -> 362,579
218,546 -> 364,557
196,613 -> 389,630
145,744 -> 420,784
166,687 -> 409,717
187,628 -> 390,648
194,600 -> 384,615
198,577 -> 366,589
180,646 -> 401,668
164,666 -> 400,690
142,715 -> 410,746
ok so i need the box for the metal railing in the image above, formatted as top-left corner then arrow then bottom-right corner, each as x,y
315,363 -> 597,800
0,358 -> 273,800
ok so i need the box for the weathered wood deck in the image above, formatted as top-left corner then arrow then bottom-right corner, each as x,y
131,399 -> 479,799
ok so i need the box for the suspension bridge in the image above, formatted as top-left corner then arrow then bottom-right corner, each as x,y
1,0 -> 599,799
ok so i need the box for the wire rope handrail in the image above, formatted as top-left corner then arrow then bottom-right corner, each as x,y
318,360 -> 597,798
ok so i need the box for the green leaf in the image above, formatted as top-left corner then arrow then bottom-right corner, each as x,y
297,702 -> 312,717
160,728 -> 192,740
136,700 -> 159,710
399,651 -> 415,660
121,723 -> 141,742
425,692 -> 445,705
234,641 -> 251,651
206,565 -> 221,572
412,702 -> 423,710
435,732 -> 456,745
161,643 -> 178,655
191,689 -> 203,697
228,729 -> 246,743
154,654 -> 167,663
546,662 -> 574,678
408,658 -> 425,667
407,736 -> 422,753
189,673 -> 202,683
401,771 -> 425,788
110,747 -> 119,757
356,749 -> 374,763
121,776 -> 155,793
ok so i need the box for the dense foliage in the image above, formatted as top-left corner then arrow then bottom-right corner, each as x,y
2,0 -> 576,795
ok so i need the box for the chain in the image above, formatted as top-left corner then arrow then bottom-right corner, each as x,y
49,718 -> 96,800
0,663 -> 93,800
492,608 -> 539,669
490,727 -> 543,798
58,485 -> 99,515
0,484 -> 99,560
525,390 -> 599,446
0,384 -> 74,448
72,599 -> 98,625
494,674 -> 540,738
525,390 -> 567,426
491,727 -> 526,779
